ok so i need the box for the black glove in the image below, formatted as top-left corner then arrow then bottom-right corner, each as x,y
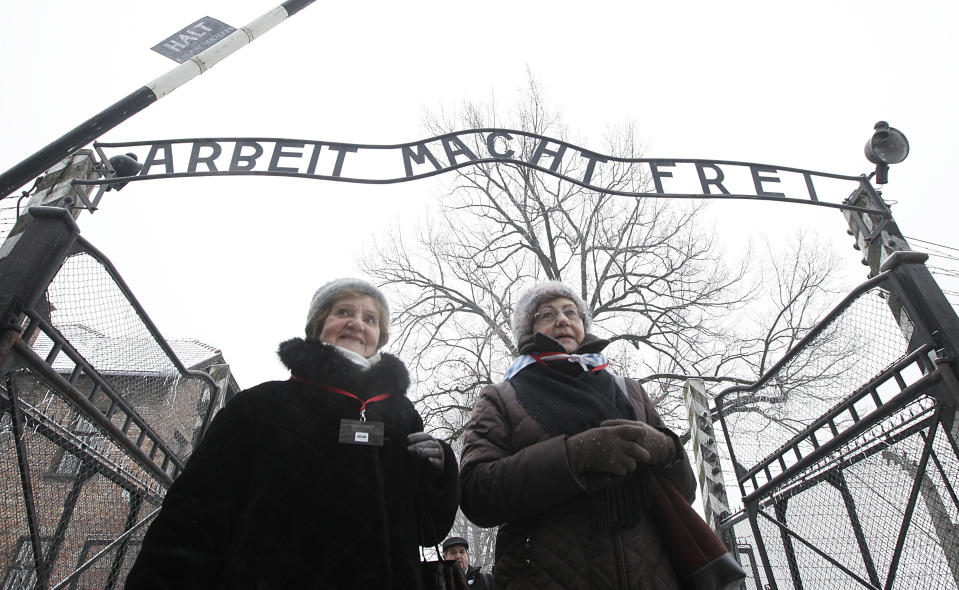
566,421 -> 675,476
406,432 -> 445,475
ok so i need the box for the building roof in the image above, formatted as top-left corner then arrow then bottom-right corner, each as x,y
41,323 -> 223,377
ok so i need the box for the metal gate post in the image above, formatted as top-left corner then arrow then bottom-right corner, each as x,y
0,207 -> 83,374
3,150 -> 97,237
0,150 -> 98,370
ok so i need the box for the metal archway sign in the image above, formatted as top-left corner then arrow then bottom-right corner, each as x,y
75,129 -> 883,215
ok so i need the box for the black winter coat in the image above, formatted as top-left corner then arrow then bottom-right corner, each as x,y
465,565 -> 494,589
125,339 -> 459,590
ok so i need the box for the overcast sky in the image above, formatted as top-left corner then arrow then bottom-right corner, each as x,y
1,0 -> 956,388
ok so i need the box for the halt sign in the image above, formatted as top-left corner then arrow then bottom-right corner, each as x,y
151,17 -> 236,63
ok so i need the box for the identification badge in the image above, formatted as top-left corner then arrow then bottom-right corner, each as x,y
338,419 -> 385,446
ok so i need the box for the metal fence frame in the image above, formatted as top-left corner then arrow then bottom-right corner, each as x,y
0,206 -> 232,590
713,253 -> 959,589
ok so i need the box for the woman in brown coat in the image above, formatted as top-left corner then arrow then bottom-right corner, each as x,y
459,281 -> 697,589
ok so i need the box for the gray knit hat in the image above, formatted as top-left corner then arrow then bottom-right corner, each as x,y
306,278 -> 390,346
511,281 -> 591,345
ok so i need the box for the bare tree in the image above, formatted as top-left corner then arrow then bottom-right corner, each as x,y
684,233 -> 859,432
361,78 -> 863,565
363,77 -> 750,439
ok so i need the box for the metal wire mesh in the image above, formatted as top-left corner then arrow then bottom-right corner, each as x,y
0,202 -> 18,246
888,416 -> 959,589
0,412 -> 34,590
35,250 -> 219,467
720,285 -> 913,480
67,535 -> 147,590
0,375 -> 168,589
1,246 -> 219,588
710,266 -> 959,589
724,396 -> 958,589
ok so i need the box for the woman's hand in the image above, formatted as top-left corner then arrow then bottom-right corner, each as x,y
406,432 -> 445,475
565,419 -> 676,476
600,419 -> 676,466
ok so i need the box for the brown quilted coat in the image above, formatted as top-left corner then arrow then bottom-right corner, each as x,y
460,356 -> 697,589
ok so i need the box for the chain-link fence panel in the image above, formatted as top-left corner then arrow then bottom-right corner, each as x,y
725,394 -> 958,589
0,202 -> 18,246
719,285 -> 912,481
38,250 -> 219,464
1,210 -> 228,589
711,260 -> 959,589
1,373 -> 168,589
884,414 -> 959,589
726,521 -> 766,589
0,408 -> 35,590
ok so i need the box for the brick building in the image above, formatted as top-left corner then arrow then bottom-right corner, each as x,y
0,326 -> 238,590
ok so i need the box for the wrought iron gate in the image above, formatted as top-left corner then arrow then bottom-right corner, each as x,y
0,206 -> 236,590
712,251 -> 959,589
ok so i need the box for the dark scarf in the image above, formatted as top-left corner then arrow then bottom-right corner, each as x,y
509,333 -> 648,528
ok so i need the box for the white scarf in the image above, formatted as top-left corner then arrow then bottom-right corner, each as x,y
334,345 -> 382,371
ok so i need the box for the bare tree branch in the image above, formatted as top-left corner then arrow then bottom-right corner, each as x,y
364,77 -> 850,454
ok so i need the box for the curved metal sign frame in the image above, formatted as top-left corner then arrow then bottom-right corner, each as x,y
74,129 -> 884,215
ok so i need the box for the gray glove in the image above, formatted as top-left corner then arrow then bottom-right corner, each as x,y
406,432 -> 445,475
566,420 -> 675,476
600,418 -> 676,466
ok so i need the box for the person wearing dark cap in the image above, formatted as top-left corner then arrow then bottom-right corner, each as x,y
442,537 -> 493,590
458,281 -> 696,589
126,278 -> 459,589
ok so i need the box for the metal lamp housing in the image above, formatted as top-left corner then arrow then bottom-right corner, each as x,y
106,153 -> 142,191
864,121 -> 910,165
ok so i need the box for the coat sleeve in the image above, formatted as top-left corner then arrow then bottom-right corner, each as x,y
400,398 -> 459,546
626,378 -> 698,504
459,384 -> 585,528
416,440 -> 460,545
125,392 -> 255,589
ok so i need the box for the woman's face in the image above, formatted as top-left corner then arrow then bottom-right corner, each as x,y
315,295 -> 382,358
532,296 -> 585,353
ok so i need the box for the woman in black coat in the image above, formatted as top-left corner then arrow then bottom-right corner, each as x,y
126,278 -> 459,590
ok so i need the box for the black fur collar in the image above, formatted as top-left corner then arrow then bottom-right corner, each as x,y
277,338 -> 410,399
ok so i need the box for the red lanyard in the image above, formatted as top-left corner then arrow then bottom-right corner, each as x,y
290,375 -> 391,421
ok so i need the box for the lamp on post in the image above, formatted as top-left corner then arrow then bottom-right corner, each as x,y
864,121 -> 909,184
105,153 -> 142,191
845,121 -> 912,276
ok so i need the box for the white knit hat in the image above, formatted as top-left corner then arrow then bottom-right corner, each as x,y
510,281 -> 591,345
306,278 -> 390,346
